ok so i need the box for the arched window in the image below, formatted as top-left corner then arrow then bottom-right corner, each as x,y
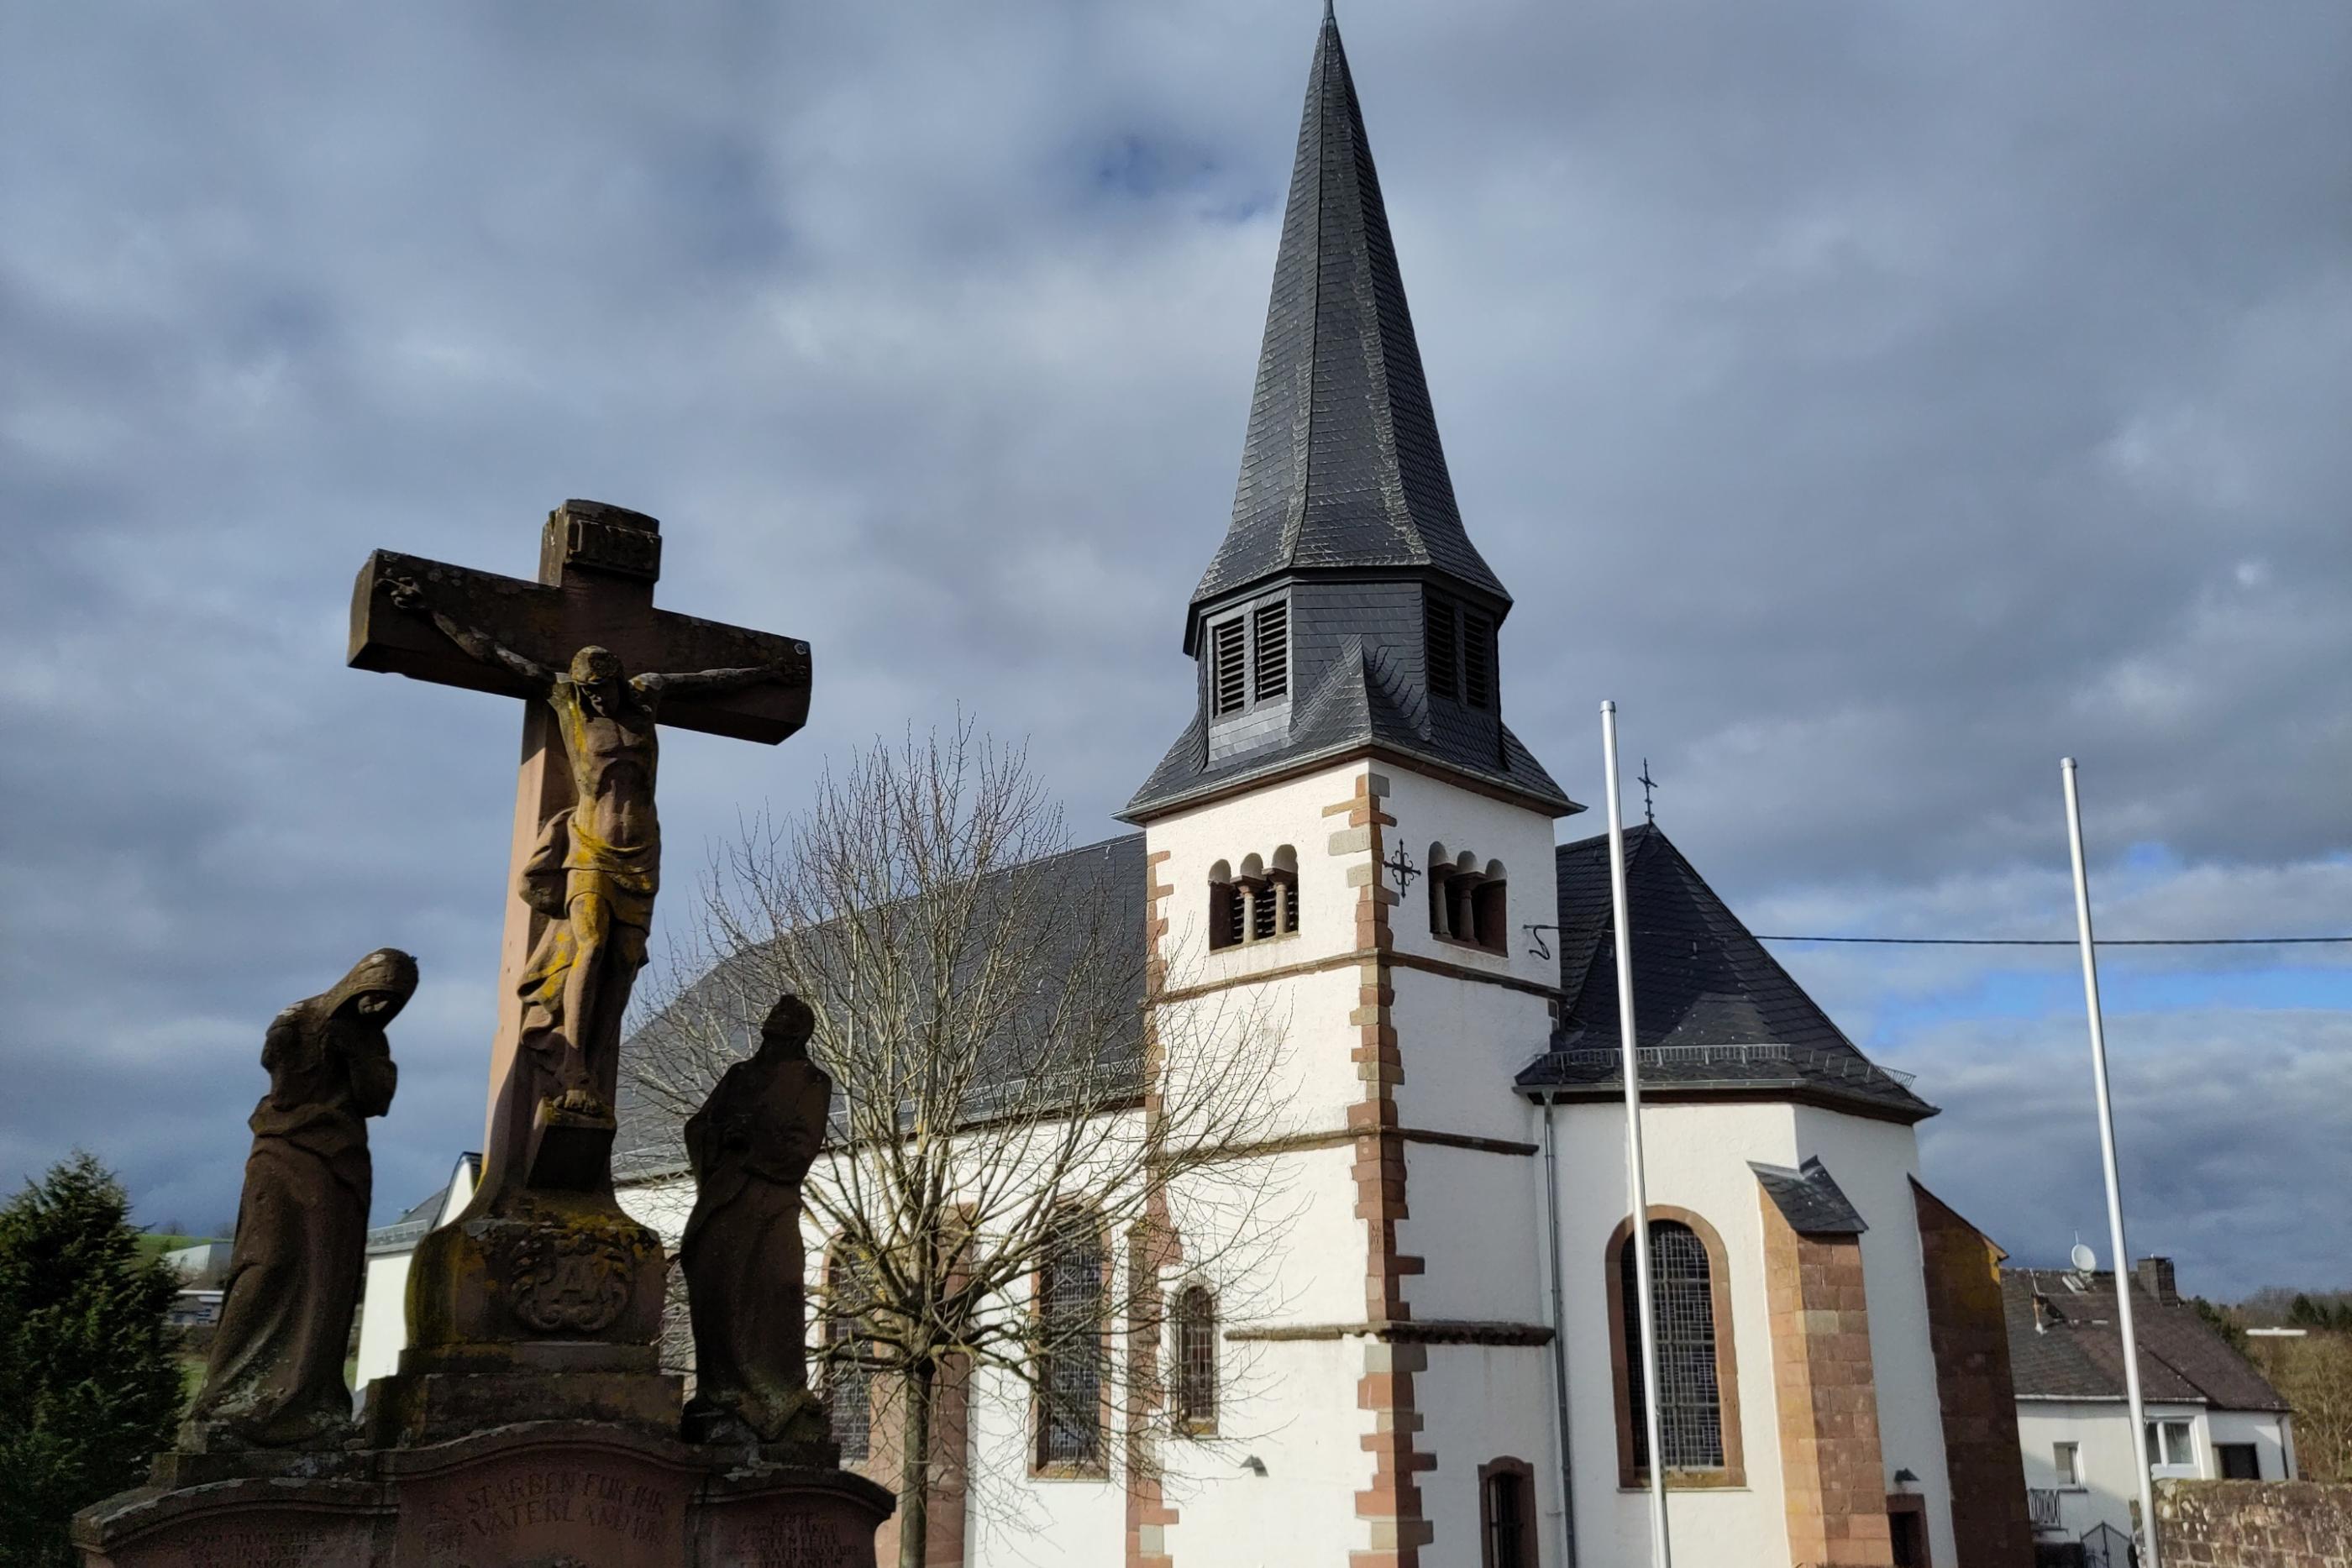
1210,849 -> 1299,951
1264,845 -> 1299,940
1034,1211 -> 1105,1472
1478,1458 -> 1535,1568
1208,860 -> 1242,952
1173,1284 -> 1218,1435
1606,1209 -> 1744,1487
1472,859 -> 1508,953
1429,847 -> 1508,953
825,1247 -> 873,1462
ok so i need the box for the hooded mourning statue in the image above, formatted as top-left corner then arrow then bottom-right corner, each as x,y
183,948 -> 414,1450
680,992 -> 832,1447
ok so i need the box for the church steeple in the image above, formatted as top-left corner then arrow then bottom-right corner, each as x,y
1188,0 -> 1507,632
1123,9 -> 1573,825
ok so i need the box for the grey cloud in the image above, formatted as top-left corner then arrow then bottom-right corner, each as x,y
2,0 -> 2344,1287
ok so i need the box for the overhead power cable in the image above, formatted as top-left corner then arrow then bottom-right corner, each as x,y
1748,934 -> 2352,948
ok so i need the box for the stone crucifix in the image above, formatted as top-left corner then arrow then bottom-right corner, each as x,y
349,500 -> 810,1199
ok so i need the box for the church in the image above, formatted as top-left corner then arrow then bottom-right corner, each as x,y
366,9 -> 2039,1565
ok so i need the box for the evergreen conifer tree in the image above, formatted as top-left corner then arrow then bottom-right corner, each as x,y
0,1151 -> 183,1568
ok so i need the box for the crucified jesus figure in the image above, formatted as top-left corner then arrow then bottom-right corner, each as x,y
386,575 -> 795,1119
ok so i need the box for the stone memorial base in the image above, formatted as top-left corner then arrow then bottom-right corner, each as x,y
75,1422 -> 892,1568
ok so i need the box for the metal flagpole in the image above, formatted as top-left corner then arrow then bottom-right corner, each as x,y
1603,702 -> 1672,1568
2062,758 -> 2161,1568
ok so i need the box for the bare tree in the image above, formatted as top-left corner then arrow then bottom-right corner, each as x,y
630,720 -> 1292,1568
2249,1330 -> 2352,1482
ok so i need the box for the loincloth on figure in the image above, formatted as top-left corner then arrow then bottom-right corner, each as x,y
515,810 -> 656,1021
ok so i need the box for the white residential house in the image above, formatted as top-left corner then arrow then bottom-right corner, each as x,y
2007,1259 -> 2296,1555
357,11 -> 2055,1565
355,1151 -> 478,1394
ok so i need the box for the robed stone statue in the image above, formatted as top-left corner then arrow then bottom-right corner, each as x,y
680,993 -> 832,1447
184,949 -> 415,1450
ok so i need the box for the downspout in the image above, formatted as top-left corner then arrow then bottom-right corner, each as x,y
1543,1095 -> 1579,1568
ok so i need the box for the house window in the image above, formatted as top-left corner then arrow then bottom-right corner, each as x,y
1173,1285 -> 1217,1435
2216,1442 -> 2260,1480
2145,1419 -> 2197,1475
1606,1211 -> 1743,1486
825,1248 -> 873,1463
2054,1440 -> 2082,1486
1478,1459 -> 1535,1568
1425,591 -> 1499,711
1207,595 -> 1290,720
1035,1214 -> 1105,1471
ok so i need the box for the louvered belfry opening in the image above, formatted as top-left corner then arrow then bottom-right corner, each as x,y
1252,600 -> 1289,700
1426,593 -> 1460,700
1211,616 -> 1247,716
1462,606 -> 1495,708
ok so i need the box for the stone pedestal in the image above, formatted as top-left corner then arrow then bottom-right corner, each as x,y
75,1423 -> 891,1568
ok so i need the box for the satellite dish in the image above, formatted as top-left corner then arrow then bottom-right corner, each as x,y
2071,1242 -> 2097,1272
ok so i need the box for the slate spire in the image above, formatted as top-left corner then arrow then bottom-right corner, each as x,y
1189,3 -> 1507,624
1122,11 -> 1573,825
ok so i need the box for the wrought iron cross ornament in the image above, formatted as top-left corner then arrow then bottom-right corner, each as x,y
1382,842 -> 1419,899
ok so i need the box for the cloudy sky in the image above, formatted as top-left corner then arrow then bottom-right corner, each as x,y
3,1 -> 2345,1298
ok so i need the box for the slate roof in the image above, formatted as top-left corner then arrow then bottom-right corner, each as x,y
1125,8 -> 1572,824
2003,1268 -> 2289,1411
612,835 -> 1149,1181
1751,1156 -> 1870,1235
1188,3 -> 1505,621
1517,825 -> 1935,1120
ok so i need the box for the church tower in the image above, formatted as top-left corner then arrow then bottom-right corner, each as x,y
1121,8 -> 1580,1563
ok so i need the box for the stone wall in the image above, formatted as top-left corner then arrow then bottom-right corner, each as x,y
2153,1479 -> 2352,1566
1912,1180 -> 2034,1566
1761,1192 -> 1894,1568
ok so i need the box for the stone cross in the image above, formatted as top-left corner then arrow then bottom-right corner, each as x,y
349,500 -> 810,1201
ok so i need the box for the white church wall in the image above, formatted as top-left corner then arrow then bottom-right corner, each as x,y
1144,758 -> 1369,983
1415,1341 -> 1565,1560
1147,758 -> 1385,1135
1392,1140 -> 1546,1325
1547,1097 -> 1800,1567
1793,1106 -> 1957,1568
1159,1335 -> 1375,1568
1385,966 -> 1552,1146
959,1356 -> 1124,1568
1378,763 -> 1562,994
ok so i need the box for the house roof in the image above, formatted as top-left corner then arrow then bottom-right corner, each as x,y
2003,1268 -> 2289,1412
1516,824 -> 1935,1120
1186,2 -> 1506,626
